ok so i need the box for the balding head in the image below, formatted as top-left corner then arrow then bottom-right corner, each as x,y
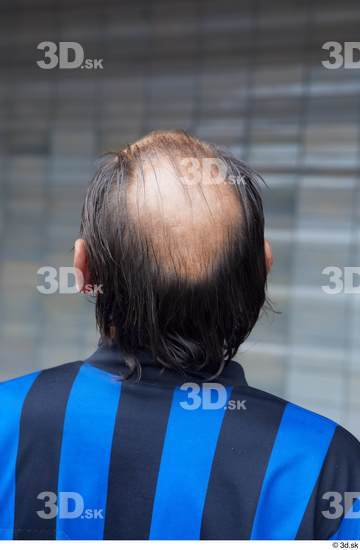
126,131 -> 242,281
78,130 -> 269,378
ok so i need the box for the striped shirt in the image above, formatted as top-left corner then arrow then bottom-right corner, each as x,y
0,345 -> 359,540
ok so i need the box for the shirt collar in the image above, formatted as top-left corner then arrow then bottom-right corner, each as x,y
85,343 -> 248,387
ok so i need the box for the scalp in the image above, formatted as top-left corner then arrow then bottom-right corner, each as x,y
124,131 -> 242,282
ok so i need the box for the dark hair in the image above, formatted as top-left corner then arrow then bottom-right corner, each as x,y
80,130 -> 268,379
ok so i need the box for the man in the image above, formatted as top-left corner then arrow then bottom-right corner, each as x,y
0,130 -> 359,540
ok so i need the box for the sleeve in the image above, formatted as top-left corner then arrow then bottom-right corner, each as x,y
314,425 -> 360,540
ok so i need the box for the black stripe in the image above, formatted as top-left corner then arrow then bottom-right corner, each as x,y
104,381 -> 173,539
297,425 -> 360,540
13,362 -> 81,540
200,387 -> 286,539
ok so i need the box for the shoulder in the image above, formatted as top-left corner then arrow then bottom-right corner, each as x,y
0,361 -> 83,406
328,422 -> 360,450
321,422 -> 360,471
233,383 -> 359,453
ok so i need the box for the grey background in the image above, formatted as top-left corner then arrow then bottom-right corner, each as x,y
0,0 -> 359,438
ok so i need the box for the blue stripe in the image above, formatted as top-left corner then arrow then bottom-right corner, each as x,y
331,497 -> 360,540
0,371 -> 39,540
149,384 -> 231,540
251,402 -> 336,540
56,364 -> 121,540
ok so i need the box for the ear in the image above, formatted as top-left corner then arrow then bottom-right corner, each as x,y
264,239 -> 273,273
73,238 -> 91,292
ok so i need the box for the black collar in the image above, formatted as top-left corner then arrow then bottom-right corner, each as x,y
85,344 -> 248,387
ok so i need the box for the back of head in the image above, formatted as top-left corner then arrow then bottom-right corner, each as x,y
80,130 -> 268,378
